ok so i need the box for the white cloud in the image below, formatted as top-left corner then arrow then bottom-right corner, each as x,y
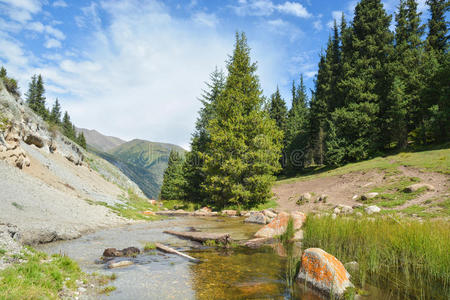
0,0 -> 42,22
28,0 -> 234,146
53,0 -> 67,8
193,12 -> 219,28
276,1 -> 311,18
327,10 -> 343,28
44,38 -> 61,48
27,22 -> 65,40
233,0 -> 311,18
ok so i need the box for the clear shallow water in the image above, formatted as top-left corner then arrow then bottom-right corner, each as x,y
37,217 -> 390,300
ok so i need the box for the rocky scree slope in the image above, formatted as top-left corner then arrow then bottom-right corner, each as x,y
0,79 -> 145,253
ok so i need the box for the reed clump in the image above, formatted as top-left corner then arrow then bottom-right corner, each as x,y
302,215 -> 450,298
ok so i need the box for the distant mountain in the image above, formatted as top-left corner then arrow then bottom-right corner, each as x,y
78,128 -> 186,199
107,139 -> 185,198
76,128 -> 126,152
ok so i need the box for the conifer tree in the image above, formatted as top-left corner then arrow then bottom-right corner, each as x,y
26,74 -> 48,119
77,132 -> 87,150
268,87 -> 288,133
311,53 -> 331,165
285,74 -> 309,170
386,0 -> 425,149
62,111 -> 76,140
26,75 -> 38,111
49,98 -> 62,124
0,67 -> 6,78
160,150 -> 185,200
336,0 -> 394,160
425,0 -> 449,53
182,68 -> 225,203
202,32 -> 282,208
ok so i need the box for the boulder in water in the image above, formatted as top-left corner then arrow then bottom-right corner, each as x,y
297,248 -> 353,297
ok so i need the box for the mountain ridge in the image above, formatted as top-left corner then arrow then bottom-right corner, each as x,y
78,128 -> 186,199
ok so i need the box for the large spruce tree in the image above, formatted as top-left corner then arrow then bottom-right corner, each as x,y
335,0 -> 394,163
386,0 -> 425,149
202,32 -> 283,208
182,68 -> 225,203
26,74 -> 48,119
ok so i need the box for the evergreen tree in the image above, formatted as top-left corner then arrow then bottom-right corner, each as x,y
0,66 -> 19,95
160,150 -> 185,200
62,111 -> 76,140
77,132 -> 87,150
26,74 -> 48,119
387,0 -> 425,149
311,53 -> 331,166
285,74 -> 309,170
337,0 -> 394,161
425,0 -> 449,53
49,98 -> 62,124
182,68 -> 225,203
268,87 -> 288,132
26,75 -> 38,111
202,32 -> 283,208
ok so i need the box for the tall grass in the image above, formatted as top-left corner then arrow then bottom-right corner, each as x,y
302,215 -> 450,298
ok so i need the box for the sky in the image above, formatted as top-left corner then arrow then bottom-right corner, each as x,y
0,0 -> 430,149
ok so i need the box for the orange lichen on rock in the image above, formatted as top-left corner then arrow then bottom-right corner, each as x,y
297,248 -> 353,297
254,211 -> 306,238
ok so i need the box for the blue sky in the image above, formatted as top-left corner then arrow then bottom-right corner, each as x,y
0,0 -> 429,149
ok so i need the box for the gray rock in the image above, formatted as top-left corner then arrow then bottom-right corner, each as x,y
337,205 -> 353,214
365,205 -> 381,215
262,209 -> 277,219
404,183 -> 435,193
361,192 -> 379,200
244,212 -> 267,224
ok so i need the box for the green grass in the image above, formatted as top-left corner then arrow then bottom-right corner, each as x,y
0,249 -> 6,257
161,199 -> 199,211
278,217 -> 295,244
277,145 -> 450,185
100,285 -> 117,295
0,248 -> 84,299
302,215 -> 450,298
359,177 -> 426,208
143,242 -> 156,251
87,189 -> 163,221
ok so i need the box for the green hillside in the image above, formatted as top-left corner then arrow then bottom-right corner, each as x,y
104,139 -> 185,198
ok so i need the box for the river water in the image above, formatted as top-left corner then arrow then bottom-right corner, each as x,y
38,216 -> 390,300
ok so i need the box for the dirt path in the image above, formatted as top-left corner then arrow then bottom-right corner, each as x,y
273,166 -> 449,214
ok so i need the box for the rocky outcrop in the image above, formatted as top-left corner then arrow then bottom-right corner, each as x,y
297,248 -> 353,298
0,79 -> 84,169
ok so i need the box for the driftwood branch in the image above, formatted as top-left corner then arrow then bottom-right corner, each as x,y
155,243 -> 200,263
163,230 -> 232,245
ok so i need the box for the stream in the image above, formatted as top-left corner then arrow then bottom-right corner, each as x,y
38,216 -> 389,300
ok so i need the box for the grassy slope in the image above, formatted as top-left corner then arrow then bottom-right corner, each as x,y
277,145 -> 449,185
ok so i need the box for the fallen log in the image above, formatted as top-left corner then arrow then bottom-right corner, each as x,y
163,230 -> 232,245
155,243 -> 200,263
